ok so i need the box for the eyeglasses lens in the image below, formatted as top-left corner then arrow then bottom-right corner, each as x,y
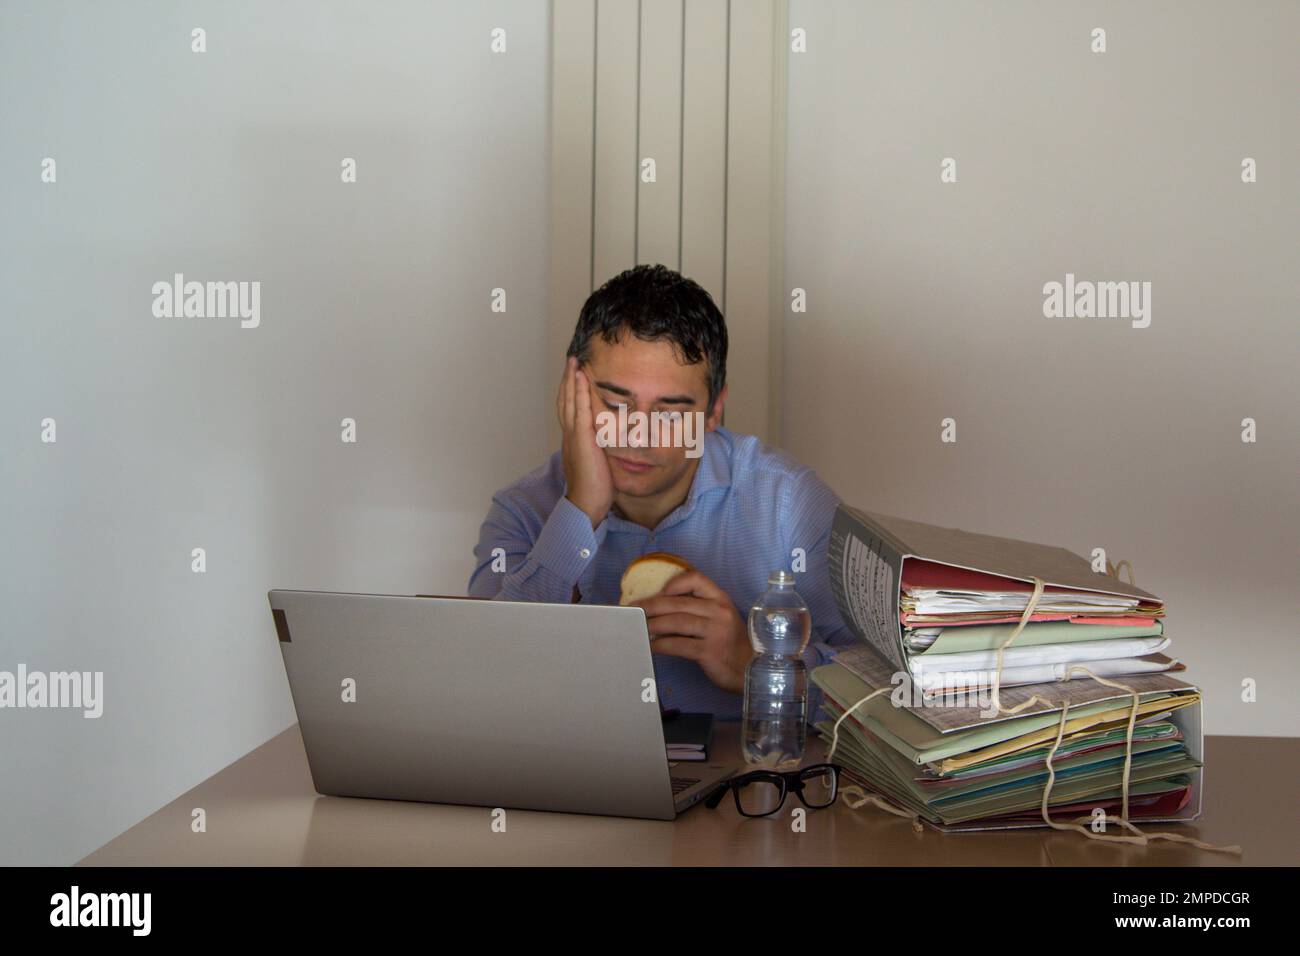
736,779 -> 785,816
800,766 -> 837,808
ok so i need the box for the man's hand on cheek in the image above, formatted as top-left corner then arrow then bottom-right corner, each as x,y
631,571 -> 753,695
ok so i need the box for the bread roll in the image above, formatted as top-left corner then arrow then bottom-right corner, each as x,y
618,552 -> 693,605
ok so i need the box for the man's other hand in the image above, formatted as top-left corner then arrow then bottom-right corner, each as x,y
631,570 -> 754,694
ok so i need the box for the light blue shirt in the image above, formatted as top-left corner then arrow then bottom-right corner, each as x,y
467,426 -> 859,725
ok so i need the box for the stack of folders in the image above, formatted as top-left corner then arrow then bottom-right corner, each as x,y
812,646 -> 1203,830
817,506 -> 1204,830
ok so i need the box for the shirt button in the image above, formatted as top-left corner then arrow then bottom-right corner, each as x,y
578,547 -> 590,559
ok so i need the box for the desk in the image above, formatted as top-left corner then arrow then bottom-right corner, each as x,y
78,723 -> 1295,866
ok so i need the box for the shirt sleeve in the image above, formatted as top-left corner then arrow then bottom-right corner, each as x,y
468,493 -> 608,603
782,469 -> 860,731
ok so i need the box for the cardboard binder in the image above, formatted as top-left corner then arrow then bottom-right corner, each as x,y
827,504 -> 1162,674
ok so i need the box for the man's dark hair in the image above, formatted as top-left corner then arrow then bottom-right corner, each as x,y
566,264 -> 728,414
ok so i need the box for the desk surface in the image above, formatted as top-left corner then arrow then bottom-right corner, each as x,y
79,723 -> 1296,866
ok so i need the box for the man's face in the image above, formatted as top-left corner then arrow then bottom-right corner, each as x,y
579,334 -> 724,499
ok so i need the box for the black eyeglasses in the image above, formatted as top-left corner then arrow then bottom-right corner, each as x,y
704,763 -> 842,817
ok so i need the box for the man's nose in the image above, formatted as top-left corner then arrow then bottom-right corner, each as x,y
626,413 -> 648,447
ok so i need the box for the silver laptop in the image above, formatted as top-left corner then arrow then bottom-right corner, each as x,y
267,589 -> 738,820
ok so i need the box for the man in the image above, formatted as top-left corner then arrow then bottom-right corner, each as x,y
468,264 -> 858,722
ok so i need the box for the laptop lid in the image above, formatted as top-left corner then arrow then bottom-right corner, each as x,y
268,589 -> 681,820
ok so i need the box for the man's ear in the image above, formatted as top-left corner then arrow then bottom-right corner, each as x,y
705,383 -> 727,430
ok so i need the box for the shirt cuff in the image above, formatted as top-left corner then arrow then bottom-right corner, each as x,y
530,495 -> 608,586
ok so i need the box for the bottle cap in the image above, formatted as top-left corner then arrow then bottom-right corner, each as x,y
768,570 -> 795,586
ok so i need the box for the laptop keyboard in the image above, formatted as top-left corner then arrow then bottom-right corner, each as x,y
670,776 -> 700,795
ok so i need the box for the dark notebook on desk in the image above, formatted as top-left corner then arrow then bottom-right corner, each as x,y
663,712 -> 714,762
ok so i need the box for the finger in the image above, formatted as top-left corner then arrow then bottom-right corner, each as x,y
659,570 -> 727,602
556,357 -> 568,427
574,368 -> 595,435
556,357 -> 572,426
648,636 -> 705,661
562,357 -> 576,431
634,594 -> 722,621
645,613 -> 715,640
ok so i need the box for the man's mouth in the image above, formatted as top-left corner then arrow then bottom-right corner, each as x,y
611,455 -> 656,475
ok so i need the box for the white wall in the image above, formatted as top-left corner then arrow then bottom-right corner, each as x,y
0,1 -> 551,865
782,0 -> 1299,736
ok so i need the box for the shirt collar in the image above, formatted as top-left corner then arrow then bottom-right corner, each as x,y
649,426 -> 733,532
683,425 -> 733,506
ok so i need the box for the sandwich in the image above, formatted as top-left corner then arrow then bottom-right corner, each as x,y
618,552 -> 693,605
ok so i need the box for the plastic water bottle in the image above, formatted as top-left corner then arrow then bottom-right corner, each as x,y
742,571 -> 812,769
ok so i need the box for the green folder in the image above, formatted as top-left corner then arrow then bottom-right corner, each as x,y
909,620 -> 1164,655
